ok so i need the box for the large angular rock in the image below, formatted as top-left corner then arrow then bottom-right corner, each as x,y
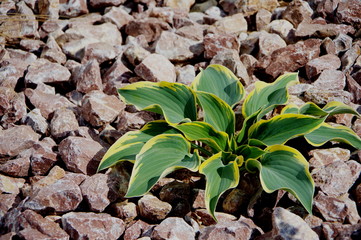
24,178 -> 82,213
59,0 -> 88,17
151,217 -> 195,240
256,9 -> 272,31
312,160 -> 361,197
17,210 -> 69,240
0,174 -> 25,194
335,0 -> 361,29
198,216 -> 261,240
59,136 -> 104,175
213,13 -> 247,35
80,173 -> 119,212
0,150 -> 31,177
25,88 -> 75,119
0,193 -> 19,224
322,222 -> 361,240
304,88 -> 352,105
176,65 -> 196,85
264,20 -> 294,41
113,201 -> 138,223
282,0 -> 313,27
258,39 -> 321,79
346,74 -> 361,104
314,191 -> 348,222
124,43 -> 151,66
0,87 -> 27,125
62,212 -> 125,240
89,0 -> 125,8
50,108 -> 79,139
57,22 -> 122,60
295,21 -> 355,38
123,220 -> 154,240
138,195 -> 172,222
25,58 -> 71,85
125,18 -> 171,42
24,108 -> 48,135
81,42 -> 117,64
305,54 -> 341,80
81,91 -> 125,127
176,24 -> 205,42
312,70 -> 345,90
164,0 -> 195,11
309,148 -> 350,169
135,54 -> 176,82
40,36 -> 67,64
204,32 -> 240,59
333,33 -> 353,54
73,60 -> 103,94
30,141 -> 58,176
219,0 -> 278,16
103,59 -> 133,95
257,31 -> 286,58
0,125 -> 39,157
102,5 -> 134,29
155,31 -> 203,61
0,59 -> 29,89
271,207 -> 318,240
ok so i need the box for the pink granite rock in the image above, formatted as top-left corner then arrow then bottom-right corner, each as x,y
59,0 -> 88,17
81,42 -> 117,64
257,31 -> 286,58
62,212 -> 125,240
25,88 -> 75,119
89,0 -> 125,8
24,178 -> 82,213
295,21 -> 355,38
256,9 -> 272,31
314,191 -> 348,222
151,217 -> 195,240
126,18 -> 171,42
312,70 -> 345,90
0,150 -> 31,177
0,174 -> 25,194
30,141 -> 58,176
80,173 -> 119,212
282,0 -> 313,27
305,54 -> 341,80
346,74 -> 361,104
123,220 -> 154,240
213,13 -> 247,35
59,136 -> 104,175
40,36 -> 66,64
135,54 -> 177,82
102,5 -> 134,29
102,59 -> 133,95
138,195 -> 172,222
0,125 -> 39,157
0,87 -> 27,126
81,90 -> 125,127
309,148 -> 350,169
204,33 -> 240,59
73,60 -> 103,94
24,108 -> 49,135
112,201 -> 138,223
50,108 -> 79,139
335,0 -> 361,29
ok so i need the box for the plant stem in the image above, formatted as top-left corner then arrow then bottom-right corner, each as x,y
191,143 -> 212,157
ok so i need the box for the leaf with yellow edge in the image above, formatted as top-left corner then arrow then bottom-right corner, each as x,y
126,134 -> 200,197
305,123 -> 361,149
191,64 -> 244,107
322,101 -> 360,117
118,81 -> 197,124
199,152 -> 240,220
242,73 -> 299,119
245,145 -> 314,214
281,104 -> 300,114
97,121 -> 178,171
248,114 -> 326,146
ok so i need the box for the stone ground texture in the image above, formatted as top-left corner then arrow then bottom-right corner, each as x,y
0,0 -> 361,239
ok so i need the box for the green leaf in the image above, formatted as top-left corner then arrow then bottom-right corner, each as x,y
322,101 -> 360,117
236,145 -> 266,161
281,104 -> 300,114
196,91 -> 236,136
305,123 -> 361,149
299,102 -> 328,117
126,134 -> 200,197
175,121 -> 229,152
246,145 -> 314,214
191,64 -> 244,107
98,121 -> 178,171
242,73 -> 299,119
236,109 -> 261,144
248,114 -> 325,146
199,152 -> 240,220
118,82 -> 197,124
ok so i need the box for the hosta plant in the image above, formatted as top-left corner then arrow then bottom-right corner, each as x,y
98,64 -> 361,220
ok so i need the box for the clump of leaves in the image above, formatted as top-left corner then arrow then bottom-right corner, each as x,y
98,64 -> 361,220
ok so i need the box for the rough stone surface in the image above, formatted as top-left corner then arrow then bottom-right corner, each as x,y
123,220 -> 153,240
102,5 -> 134,29
309,148 -> 350,169
24,178 -> 82,213
312,70 -> 345,90
0,174 -> 25,194
72,60 -> 102,94
333,33 -> 353,54
80,173 -> 118,212
135,54 -> 176,82
24,108 -> 48,135
155,31 -> 203,61
213,13 -> 247,35
204,33 -> 240,59
113,201 -> 138,223
295,22 -> 355,38
59,0 -> 88,17
151,217 -> 195,240
59,136 -> 104,175
138,195 -> 172,222
89,0 -> 125,8
0,125 -> 39,157
314,192 -> 348,222
81,42 -> 117,64
265,19 -> 294,41
257,31 -> 287,58
271,207 -> 318,240
40,36 -> 67,64
30,141 -> 58,175
335,0 -> 361,29
0,151 -> 30,177
0,87 -> 27,126
304,88 -> 352,105
305,54 -> 341,80
125,18 -> 171,43
62,212 -> 125,240
81,90 -> 125,127
256,9 -> 272,31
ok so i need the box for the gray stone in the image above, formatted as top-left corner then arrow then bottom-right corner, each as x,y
305,54 -> 341,80
135,54 -> 176,82
124,44 -> 150,66
138,195 -> 172,222
62,212 -> 125,240
271,207 -> 318,240
265,20 -> 294,41
155,31 -> 203,61
151,217 -> 195,240
296,22 -> 355,38
312,70 -> 345,90
304,89 -> 352,105
176,65 -> 196,85
0,125 -> 39,157
59,136 -> 104,174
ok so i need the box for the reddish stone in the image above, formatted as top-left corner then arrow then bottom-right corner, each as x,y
138,195 -> 172,222
336,0 -> 361,29
73,60 -> 103,94
0,151 -> 31,177
25,59 -> 70,85
40,36 -> 66,64
59,136 -> 104,174
62,212 -> 125,239
0,87 -> 27,126
112,201 -> 138,223
59,0 -> 88,17
295,22 -> 355,38
312,70 -> 345,90
305,54 -> 341,80
314,192 -> 348,222
123,220 -> 153,240
102,5 -> 134,29
346,74 -> 361,104
125,18 -> 171,42
81,42 -> 117,64
152,217 -> 195,240
50,108 -> 79,139
204,33 -> 240,59
30,142 -> 58,176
